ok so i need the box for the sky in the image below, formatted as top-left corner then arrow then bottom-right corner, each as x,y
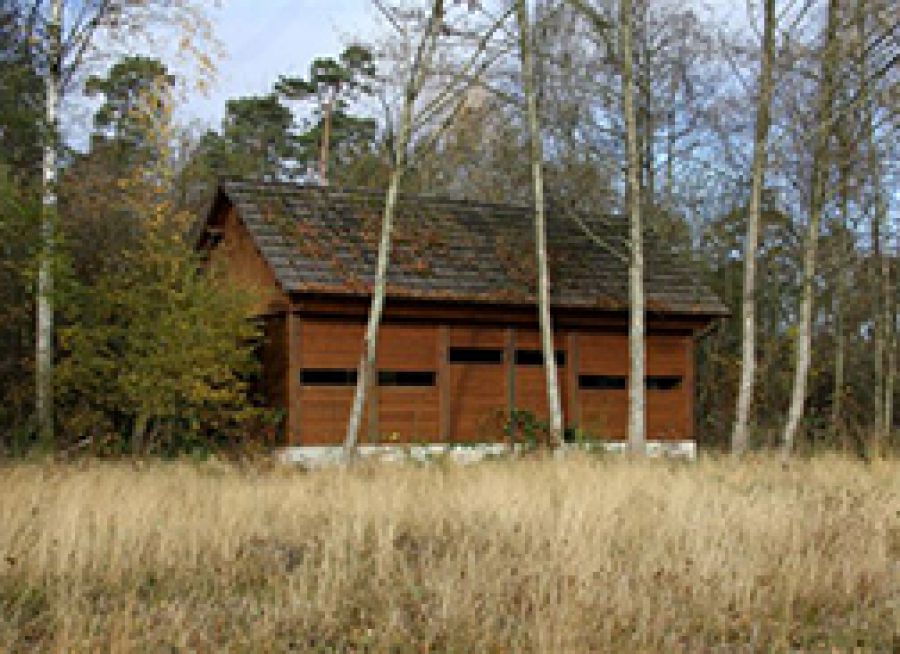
65,0 -> 380,146
184,0 -> 377,128
64,0 -> 754,142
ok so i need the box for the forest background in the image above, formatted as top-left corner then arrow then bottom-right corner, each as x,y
0,0 -> 896,456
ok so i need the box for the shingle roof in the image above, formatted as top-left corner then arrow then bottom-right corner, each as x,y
208,179 -> 726,316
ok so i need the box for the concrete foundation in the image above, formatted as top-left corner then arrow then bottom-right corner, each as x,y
277,441 -> 697,467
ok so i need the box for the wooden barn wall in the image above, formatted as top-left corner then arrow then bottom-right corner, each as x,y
578,332 -> 693,440
260,314 -> 287,411
512,330 -> 570,427
207,206 -> 288,314
296,320 -> 363,445
446,326 -> 507,442
287,316 -> 696,445
377,324 -> 440,443
646,335 -> 692,440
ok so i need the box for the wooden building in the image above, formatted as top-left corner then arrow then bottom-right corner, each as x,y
196,180 -> 726,447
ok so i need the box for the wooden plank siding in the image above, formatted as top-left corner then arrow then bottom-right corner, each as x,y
567,333 -> 580,427
296,320 -> 362,445
293,295 -> 714,333
377,324 -> 440,443
510,330 -> 570,426
446,327 -> 507,442
198,194 -> 711,446
284,318 -> 695,445
206,206 -> 288,315
577,332 -> 693,440
260,315 -> 287,410
578,332 -> 629,439
285,313 -> 302,444
646,335 -> 691,440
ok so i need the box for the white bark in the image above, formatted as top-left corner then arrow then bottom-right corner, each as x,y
37,0 -> 62,447
831,169 -> 847,437
885,276 -> 895,436
732,0 -> 776,456
858,0 -> 884,436
343,1 -> 443,458
516,0 -> 564,445
855,0 -> 891,439
621,0 -> 645,453
878,189 -> 892,436
783,0 -> 838,457
882,257 -> 897,439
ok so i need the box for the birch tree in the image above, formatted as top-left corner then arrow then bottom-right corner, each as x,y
620,0 -> 645,453
36,0 -> 62,447
857,0 -> 894,439
515,0 -> 564,446
731,0 -> 776,456
33,0 -> 214,446
831,130 -> 850,437
343,1 -> 445,457
782,0 -> 839,457
342,1 -> 516,457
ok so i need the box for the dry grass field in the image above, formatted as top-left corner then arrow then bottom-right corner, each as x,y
0,454 -> 897,652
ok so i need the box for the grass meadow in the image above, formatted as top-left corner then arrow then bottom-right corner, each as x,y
0,454 -> 897,652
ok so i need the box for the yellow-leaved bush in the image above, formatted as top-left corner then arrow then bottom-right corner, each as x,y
55,82 -> 273,454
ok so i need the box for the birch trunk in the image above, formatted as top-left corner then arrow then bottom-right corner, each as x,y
856,0 -> 888,437
620,0 -> 645,453
343,1 -> 443,458
782,0 -> 839,457
37,0 -> 62,447
877,189 -> 892,436
732,0 -> 776,456
885,275 -> 895,437
831,107 -> 852,439
666,78 -> 675,206
515,0 -> 564,445
871,185 -> 884,436
831,171 -> 847,438
638,5 -> 654,208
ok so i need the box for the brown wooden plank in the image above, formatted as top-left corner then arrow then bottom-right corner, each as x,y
377,387 -> 440,442
378,324 -> 439,370
512,329 -> 568,349
513,367 -> 550,421
291,296 -> 717,333
647,335 -> 688,375
438,325 -> 450,442
579,333 -> 630,375
299,387 -> 355,445
567,332 -> 579,428
290,317 -> 696,445
647,390 -> 687,440
367,366 -> 379,444
448,326 -> 507,347
505,327 -> 515,421
286,312 -> 302,445
300,320 -> 365,369
261,314 -> 287,411
685,337 -> 696,440
448,362 -> 506,442
581,390 -> 628,440
208,206 -> 289,314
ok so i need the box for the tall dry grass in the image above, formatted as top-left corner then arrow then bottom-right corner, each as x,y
0,454 -> 897,652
